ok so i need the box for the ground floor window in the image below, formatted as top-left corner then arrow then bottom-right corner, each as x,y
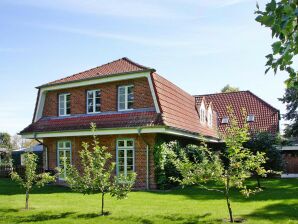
57,141 -> 71,180
117,139 -> 134,176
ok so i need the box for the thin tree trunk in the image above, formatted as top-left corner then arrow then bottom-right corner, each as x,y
256,175 -> 261,188
25,190 -> 29,210
101,192 -> 105,216
225,177 -> 234,223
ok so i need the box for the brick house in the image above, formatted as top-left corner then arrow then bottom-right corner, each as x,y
195,91 -> 280,135
20,57 -> 280,189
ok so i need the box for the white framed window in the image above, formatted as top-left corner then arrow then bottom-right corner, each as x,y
87,90 -> 101,114
207,107 -> 213,127
222,117 -> 229,124
118,85 -> 134,111
59,93 -> 70,116
116,139 -> 135,176
200,102 -> 206,124
57,141 -> 71,180
247,114 -> 255,122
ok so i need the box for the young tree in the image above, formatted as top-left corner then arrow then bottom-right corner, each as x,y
11,152 -> 56,210
66,123 -> 136,216
170,107 -> 268,222
255,0 -> 298,88
221,85 -> 240,93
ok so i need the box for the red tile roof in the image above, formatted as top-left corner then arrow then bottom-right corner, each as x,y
152,73 -> 218,138
195,91 -> 280,134
21,111 -> 162,133
40,57 -> 153,87
23,58 -> 278,139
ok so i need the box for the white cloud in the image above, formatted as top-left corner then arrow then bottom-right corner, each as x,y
27,23 -> 195,48
3,0 -> 192,20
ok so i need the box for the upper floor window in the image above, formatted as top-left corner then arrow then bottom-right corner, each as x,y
59,93 -> 70,116
118,85 -> 134,111
207,107 -> 213,127
222,116 -> 229,124
247,114 -> 255,122
200,102 -> 206,124
87,90 -> 101,114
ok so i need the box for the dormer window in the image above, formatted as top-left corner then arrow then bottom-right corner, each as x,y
200,102 -> 206,124
222,117 -> 229,124
118,85 -> 134,111
247,114 -> 255,122
207,107 -> 213,127
59,93 -> 70,116
87,90 -> 101,113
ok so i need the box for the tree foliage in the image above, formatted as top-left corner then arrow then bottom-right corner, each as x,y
0,132 -> 12,149
11,152 -> 56,209
66,123 -> 136,216
169,107 -> 268,222
255,0 -> 298,88
221,85 -> 240,93
245,132 -> 283,171
279,87 -> 298,137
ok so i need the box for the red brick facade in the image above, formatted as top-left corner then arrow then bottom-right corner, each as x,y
43,134 -> 157,189
43,77 -> 155,117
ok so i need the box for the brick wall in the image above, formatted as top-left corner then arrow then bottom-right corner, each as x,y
43,133 -> 157,189
43,77 -> 155,117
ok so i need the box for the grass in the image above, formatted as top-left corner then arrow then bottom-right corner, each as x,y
0,178 -> 298,224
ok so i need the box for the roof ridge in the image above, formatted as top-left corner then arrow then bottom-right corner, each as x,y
122,57 -> 151,70
194,90 -> 248,97
195,90 -> 279,112
47,57 -> 129,85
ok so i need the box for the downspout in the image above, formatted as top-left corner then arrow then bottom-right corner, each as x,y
137,128 -> 150,190
34,133 -> 49,170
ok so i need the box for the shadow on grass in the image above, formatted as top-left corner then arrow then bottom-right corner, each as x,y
0,211 -> 75,223
244,202 -> 298,222
0,178 -> 71,195
147,178 -> 298,202
108,213 -> 217,224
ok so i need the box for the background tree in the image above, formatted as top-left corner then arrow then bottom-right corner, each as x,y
170,107 -> 268,223
279,87 -> 298,137
11,134 -> 22,150
66,123 -> 136,216
11,152 -> 56,209
22,139 -> 39,149
0,132 -> 12,149
221,85 -> 240,93
255,0 -> 298,88
245,132 -> 283,187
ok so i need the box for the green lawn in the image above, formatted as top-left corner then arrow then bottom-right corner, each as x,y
0,178 -> 297,224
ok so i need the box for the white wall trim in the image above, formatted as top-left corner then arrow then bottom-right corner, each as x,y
22,127 -> 167,139
22,126 -> 220,143
42,72 -> 150,91
34,89 -> 46,122
147,74 -> 160,113
281,174 -> 298,178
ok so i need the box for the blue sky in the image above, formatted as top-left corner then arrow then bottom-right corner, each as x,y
0,0 -> 288,136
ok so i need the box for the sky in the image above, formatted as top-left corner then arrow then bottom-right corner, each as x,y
0,0 -> 289,136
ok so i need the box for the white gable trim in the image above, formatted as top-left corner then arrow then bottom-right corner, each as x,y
34,71 -> 160,121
